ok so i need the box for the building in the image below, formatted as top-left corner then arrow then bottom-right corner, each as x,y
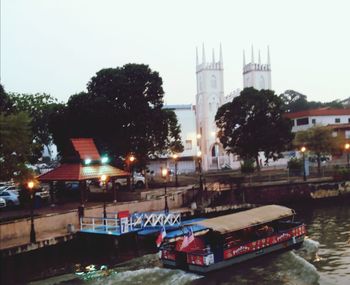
147,104 -> 199,174
285,108 -> 350,133
195,45 -> 272,171
149,45 -> 273,173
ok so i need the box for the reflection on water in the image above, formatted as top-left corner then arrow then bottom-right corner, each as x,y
23,203 -> 350,285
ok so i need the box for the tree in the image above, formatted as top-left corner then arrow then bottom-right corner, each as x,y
0,112 -> 36,181
280,89 -> 344,113
279,90 -> 309,113
0,84 -> 13,114
215,88 -> 294,170
49,64 -> 183,167
9,93 -> 63,158
294,126 -> 343,175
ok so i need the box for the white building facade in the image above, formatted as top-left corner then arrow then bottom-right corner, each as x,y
285,109 -> 350,132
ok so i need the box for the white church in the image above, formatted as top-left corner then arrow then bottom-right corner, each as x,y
149,45 -> 272,173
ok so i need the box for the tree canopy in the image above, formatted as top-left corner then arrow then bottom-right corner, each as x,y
49,64 -> 183,168
215,88 -> 294,169
280,90 -> 344,113
9,93 -> 63,157
293,126 -> 343,174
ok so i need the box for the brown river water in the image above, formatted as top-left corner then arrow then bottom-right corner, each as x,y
5,202 -> 350,285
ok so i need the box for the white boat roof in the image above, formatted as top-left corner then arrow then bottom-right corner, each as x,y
197,205 -> 295,234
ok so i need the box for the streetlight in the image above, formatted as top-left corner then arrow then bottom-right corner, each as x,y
345,143 -> 350,168
128,155 -> 136,191
197,151 -> 203,191
161,167 -> 169,213
27,180 -> 36,243
172,154 -> 179,187
100,174 -> 108,222
300,146 -> 307,181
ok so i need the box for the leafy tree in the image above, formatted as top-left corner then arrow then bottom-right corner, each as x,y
49,64 -> 183,168
0,84 -> 13,113
279,90 -> 309,113
0,112 -> 37,181
9,93 -> 63,158
216,87 -> 294,170
280,89 -> 344,113
294,126 -> 343,175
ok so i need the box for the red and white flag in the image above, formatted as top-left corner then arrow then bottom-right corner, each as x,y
156,226 -> 166,248
180,227 -> 194,250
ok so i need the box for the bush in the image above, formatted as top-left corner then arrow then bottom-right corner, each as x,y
288,158 -> 303,170
333,167 -> 350,180
240,159 -> 255,174
287,158 -> 303,176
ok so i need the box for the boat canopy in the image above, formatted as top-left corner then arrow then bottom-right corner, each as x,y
197,205 -> 295,234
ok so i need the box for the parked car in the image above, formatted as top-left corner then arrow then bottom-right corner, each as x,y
1,185 -> 20,195
0,197 -> 6,208
35,188 -> 50,200
0,190 -> 20,207
115,174 -> 145,189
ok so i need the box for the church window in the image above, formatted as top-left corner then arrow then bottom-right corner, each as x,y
335,118 -> 340,123
312,119 -> 316,124
185,140 -> 192,150
211,75 -> 217,89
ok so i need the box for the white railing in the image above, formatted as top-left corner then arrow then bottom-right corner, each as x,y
80,211 -> 181,234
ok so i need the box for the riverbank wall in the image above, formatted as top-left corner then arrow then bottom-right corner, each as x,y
1,179 -> 349,257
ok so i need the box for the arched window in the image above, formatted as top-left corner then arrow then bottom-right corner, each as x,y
211,143 -> 220,157
211,75 -> 217,89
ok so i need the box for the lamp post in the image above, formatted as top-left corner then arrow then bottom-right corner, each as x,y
345,143 -> 350,168
100,174 -> 108,223
161,167 -> 169,213
128,155 -> 135,191
27,181 -> 36,243
301,146 -> 307,181
172,154 -> 179,187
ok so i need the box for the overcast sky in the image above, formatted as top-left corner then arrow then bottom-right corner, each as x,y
1,0 -> 350,104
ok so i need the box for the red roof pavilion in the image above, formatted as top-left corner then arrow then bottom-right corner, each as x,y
38,138 -> 130,182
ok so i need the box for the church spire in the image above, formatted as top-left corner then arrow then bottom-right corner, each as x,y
196,47 -> 199,66
251,45 -> 255,64
212,48 -> 215,63
243,50 -> 246,68
219,43 -> 223,68
267,45 -> 271,66
202,43 -> 206,64
258,50 -> 261,65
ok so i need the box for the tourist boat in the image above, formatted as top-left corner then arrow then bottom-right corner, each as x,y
159,205 -> 306,273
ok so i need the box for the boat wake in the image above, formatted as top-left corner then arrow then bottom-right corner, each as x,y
93,267 -> 201,285
296,237 -> 321,262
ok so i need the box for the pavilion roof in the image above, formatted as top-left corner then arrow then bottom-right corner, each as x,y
71,138 -> 101,161
38,163 -> 130,181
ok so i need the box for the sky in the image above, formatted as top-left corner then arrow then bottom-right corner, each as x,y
1,0 -> 350,104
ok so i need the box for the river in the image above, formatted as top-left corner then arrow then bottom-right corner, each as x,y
23,202 -> 350,285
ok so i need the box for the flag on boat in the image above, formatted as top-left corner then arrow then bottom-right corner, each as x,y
180,227 -> 194,249
156,226 -> 166,247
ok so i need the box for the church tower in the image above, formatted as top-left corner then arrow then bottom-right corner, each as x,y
243,46 -> 272,90
195,44 -> 225,171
